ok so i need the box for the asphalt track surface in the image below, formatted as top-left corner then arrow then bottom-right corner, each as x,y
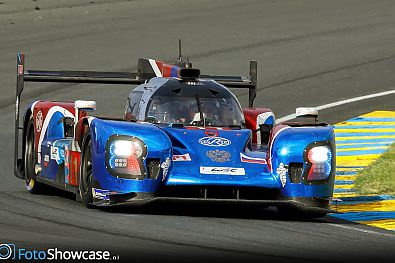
0,1 -> 395,262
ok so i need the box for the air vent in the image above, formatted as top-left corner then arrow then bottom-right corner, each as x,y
147,158 -> 161,179
63,117 -> 74,138
289,162 -> 303,183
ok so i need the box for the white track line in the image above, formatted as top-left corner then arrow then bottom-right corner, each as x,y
276,89 -> 395,123
329,224 -> 395,238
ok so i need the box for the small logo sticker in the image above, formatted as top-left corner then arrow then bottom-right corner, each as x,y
50,146 -> 59,160
206,150 -> 231,162
200,167 -> 245,175
161,157 -> 171,181
92,188 -> 110,201
198,137 -> 231,147
36,111 -> 43,132
277,162 -> 288,187
18,64 -> 24,75
173,153 -> 191,162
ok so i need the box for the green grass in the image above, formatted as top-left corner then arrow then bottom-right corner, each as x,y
354,142 -> 395,195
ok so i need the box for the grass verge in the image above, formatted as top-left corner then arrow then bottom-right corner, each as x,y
354,142 -> 395,195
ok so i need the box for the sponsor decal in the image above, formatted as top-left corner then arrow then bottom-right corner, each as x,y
161,157 -> 171,181
198,136 -> 231,147
17,64 -> 24,75
200,166 -> 245,176
172,153 -> 191,162
64,147 -> 69,184
50,146 -> 59,160
277,162 -> 288,187
43,154 -> 49,167
92,188 -> 110,201
35,111 -> 43,132
50,146 -> 65,165
240,153 -> 266,164
206,150 -> 231,162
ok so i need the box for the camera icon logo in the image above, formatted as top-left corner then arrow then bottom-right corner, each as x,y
0,244 -> 15,260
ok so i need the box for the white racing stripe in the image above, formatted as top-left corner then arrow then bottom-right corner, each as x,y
148,59 -> 162,77
276,89 -> 395,123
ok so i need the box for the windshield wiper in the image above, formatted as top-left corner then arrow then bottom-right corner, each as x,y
195,94 -> 205,127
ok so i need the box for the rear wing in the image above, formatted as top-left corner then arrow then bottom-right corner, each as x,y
135,58 -> 257,107
200,60 -> 257,108
14,53 -> 257,179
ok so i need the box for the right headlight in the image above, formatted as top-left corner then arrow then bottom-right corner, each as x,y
308,146 -> 331,163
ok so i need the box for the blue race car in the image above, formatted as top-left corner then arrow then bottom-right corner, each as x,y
14,51 -> 335,218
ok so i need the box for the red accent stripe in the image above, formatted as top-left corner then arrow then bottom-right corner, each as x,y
241,156 -> 266,164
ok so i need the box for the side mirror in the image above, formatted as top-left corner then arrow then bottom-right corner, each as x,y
295,107 -> 318,118
75,100 -> 96,111
256,111 -> 274,146
258,124 -> 273,145
74,100 -> 96,138
296,107 -> 318,123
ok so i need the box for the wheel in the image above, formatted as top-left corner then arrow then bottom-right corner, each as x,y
79,131 -> 94,208
24,116 -> 46,194
277,206 -> 327,219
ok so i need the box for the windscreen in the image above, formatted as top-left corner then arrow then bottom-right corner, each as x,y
146,95 -> 245,127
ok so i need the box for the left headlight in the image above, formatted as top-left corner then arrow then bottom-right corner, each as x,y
106,136 -> 147,179
304,143 -> 333,181
112,140 -> 143,158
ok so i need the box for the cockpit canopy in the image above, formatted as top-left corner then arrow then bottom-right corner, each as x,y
147,95 -> 244,127
127,78 -> 245,128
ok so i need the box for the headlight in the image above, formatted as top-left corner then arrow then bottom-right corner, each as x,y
112,140 -> 143,158
305,144 -> 333,181
106,136 -> 147,179
307,146 -> 330,163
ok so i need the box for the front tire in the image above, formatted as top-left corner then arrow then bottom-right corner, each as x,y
24,116 -> 46,194
79,131 -> 94,208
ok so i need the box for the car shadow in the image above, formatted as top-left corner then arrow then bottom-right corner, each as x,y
101,201 -> 330,223
32,185 -> 360,226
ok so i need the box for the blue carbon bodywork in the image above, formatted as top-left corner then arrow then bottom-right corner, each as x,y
36,106 -> 336,203
88,119 -> 335,200
89,119 -> 172,193
270,126 -> 336,198
162,127 -> 278,187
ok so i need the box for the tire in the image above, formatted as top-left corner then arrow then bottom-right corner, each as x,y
277,206 -> 327,219
79,131 -> 94,208
24,116 -> 46,194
